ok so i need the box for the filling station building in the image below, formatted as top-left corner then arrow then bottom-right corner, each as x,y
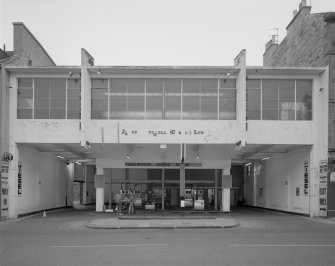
0,23 -> 329,219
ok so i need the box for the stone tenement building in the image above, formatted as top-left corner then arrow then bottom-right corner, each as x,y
263,0 -> 335,216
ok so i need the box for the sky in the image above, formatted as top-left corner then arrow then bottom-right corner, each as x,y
0,0 -> 334,66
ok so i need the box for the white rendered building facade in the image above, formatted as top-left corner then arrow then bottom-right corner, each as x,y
1,48 -> 329,219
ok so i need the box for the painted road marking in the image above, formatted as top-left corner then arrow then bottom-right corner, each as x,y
50,244 -> 167,248
230,244 -> 335,247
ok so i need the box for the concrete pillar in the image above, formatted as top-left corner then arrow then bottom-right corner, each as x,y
221,168 -> 232,212
214,169 -> 218,210
108,172 -> 113,209
162,169 -> 165,210
180,163 -> 185,197
8,144 -> 18,219
95,167 -> 105,212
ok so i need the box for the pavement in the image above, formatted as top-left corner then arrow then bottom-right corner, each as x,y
3,205 -> 335,230
86,214 -> 239,229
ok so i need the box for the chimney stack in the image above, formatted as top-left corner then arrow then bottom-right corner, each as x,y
293,9 -> 298,17
299,0 -> 307,10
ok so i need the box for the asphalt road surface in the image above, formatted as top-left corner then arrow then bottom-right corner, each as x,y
1,208 -> 335,266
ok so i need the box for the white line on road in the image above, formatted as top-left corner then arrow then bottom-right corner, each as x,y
50,244 -> 167,248
230,244 -> 335,247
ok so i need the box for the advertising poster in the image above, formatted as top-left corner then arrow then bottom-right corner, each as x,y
319,160 -> 328,217
18,162 -> 22,196
304,161 -> 309,196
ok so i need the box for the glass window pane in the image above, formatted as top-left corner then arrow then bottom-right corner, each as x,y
92,88 -> 107,98
184,78 -> 200,89
262,110 -> 278,120
35,109 -> 49,119
91,110 -> 108,119
165,79 -> 181,120
110,78 -> 127,92
201,87 -> 217,120
68,79 -> 81,89
92,79 -> 108,88
262,100 -> 278,110
67,88 -> 80,99
50,99 -> 66,109
202,79 -> 217,90
128,78 -> 145,92
51,79 -> 66,98
280,101 -> 295,111
18,99 -> 33,109
220,79 -> 236,88
35,78 -> 50,90
247,89 -> 260,110
247,110 -> 260,120
247,79 -> 260,89
50,109 -> 65,119
280,110 -> 295,120
262,79 -> 278,99
92,99 -> 108,110
35,99 -> 49,109
67,99 -> 80,110
146,79 -> 163,119
18,88 -> 33,99
17,109 -> 33,119
297,110 -> 312,120
18,78 -> 33,88
67,110 -> 80,119
220,89 -> 236,99
279,79 -> 295,100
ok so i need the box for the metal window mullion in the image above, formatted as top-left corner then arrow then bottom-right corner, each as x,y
181,79 -> 183,120
199,80 -> 202,120
107,79 -> 110,120
32,78 -> 35,119
260,79 -> 263,120
294,79 -> 297,120
65,79 -> 68,119
49,80 -> 51,119
162,79 -> 165,120
144,78 -> 147,120
277,80 -> 280,120
217,79 -> 220,120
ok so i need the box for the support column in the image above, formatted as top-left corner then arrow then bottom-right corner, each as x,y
214,169 -> 218,210
162,169 -> 165,210
108,171 -> 113,210
8,144 -> 18,219
221,168 -> 232,212
95,167 -> 105,212
180,163 -> 185,197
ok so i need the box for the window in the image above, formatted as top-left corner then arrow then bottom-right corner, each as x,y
246,78 -> 313,121
262,79 -> 278,120
183,79 -> 201,120
219,79 -> 236,120
165,79 -> 181,120
146,79 -> 163,119
296,79 -> 312,120
109,78 -> 127,119
201,79 -> 218,120
91,79 -> 108,119
17,78 -> 79,119
67,79 -> 81,119
246,79 -> 261,120
17,78 -> 33,118
93,78 -> 237,120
